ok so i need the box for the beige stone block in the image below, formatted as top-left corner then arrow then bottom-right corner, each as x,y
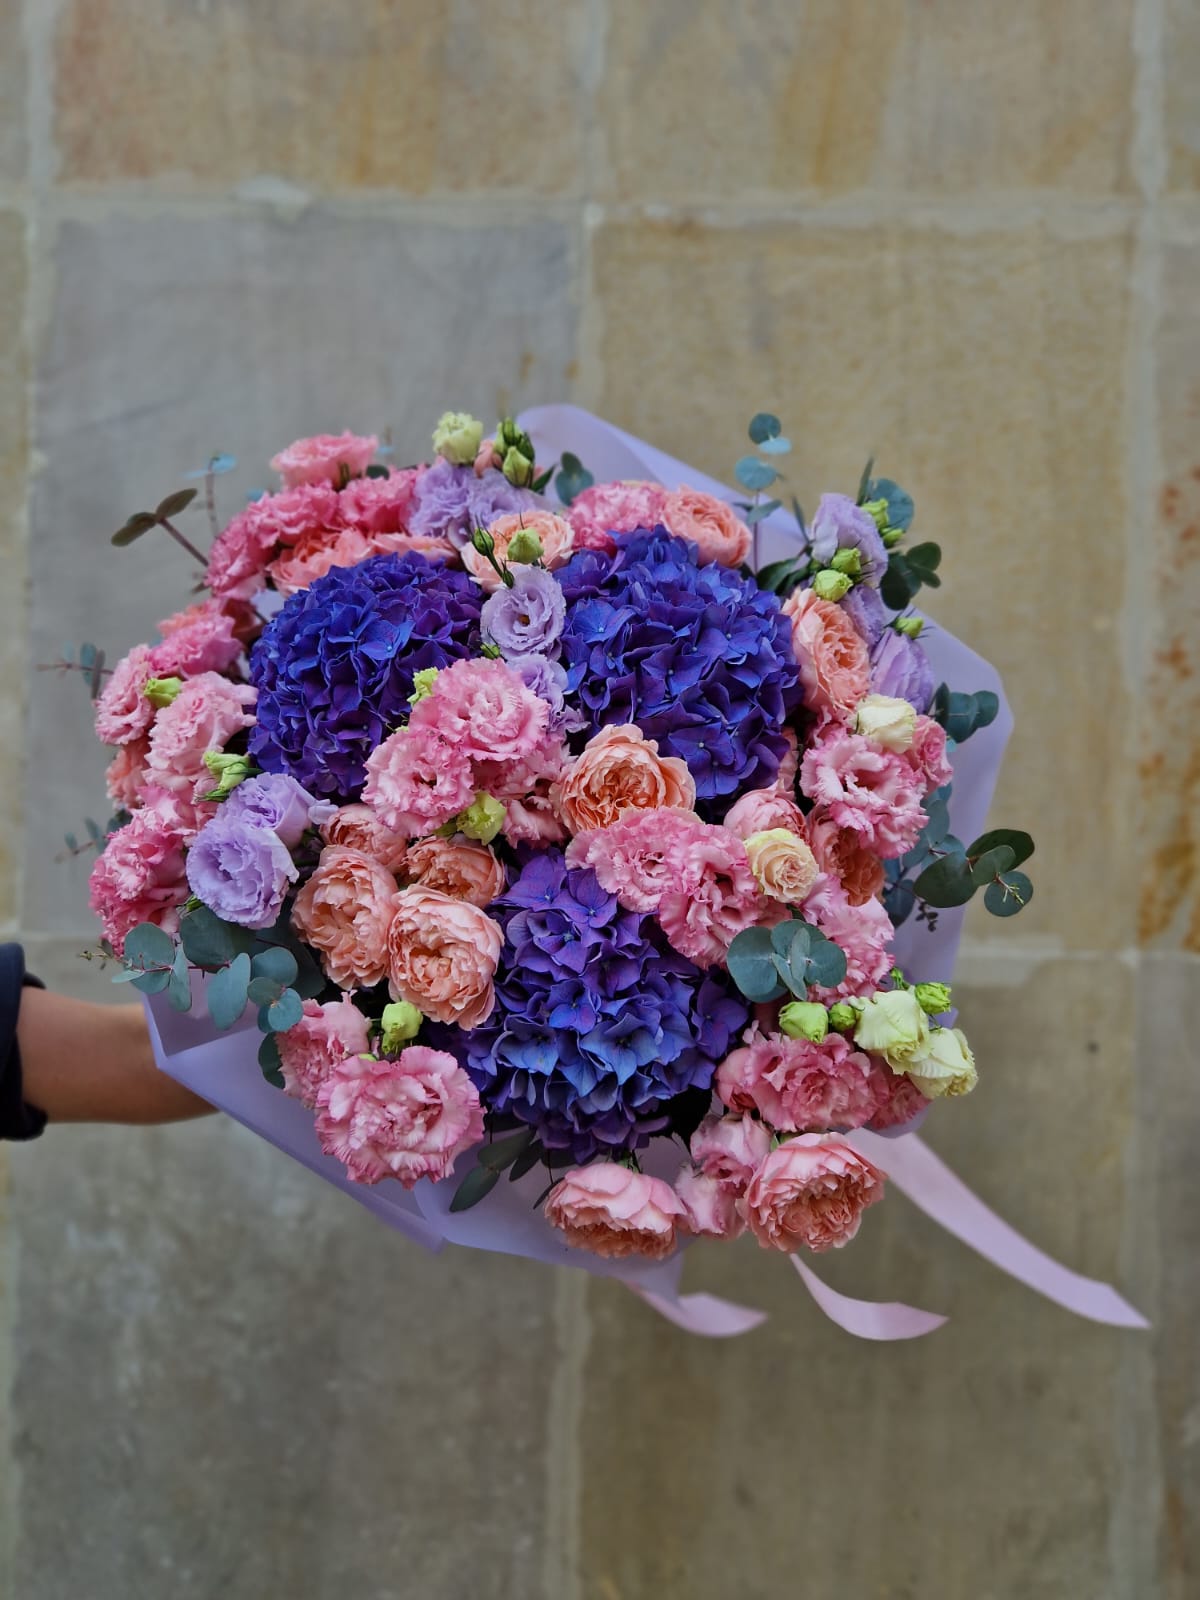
52,0 -> 589,193
578,957 -> 1155,1597
0,0 -> 25,181
0,210 -> 27,931
598,0 -> 1134,201
591,218 -> 1134,949
1139,237 -> 1200,949
1167,0 -> 1200,190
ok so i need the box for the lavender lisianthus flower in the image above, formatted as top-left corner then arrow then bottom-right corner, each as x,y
870,626 -> 936,712
223,773 -> 335,848
186,814 -> 298,929
842,581 -> 889,648
512,652 -> 587,734
481,564 -> 567,658
809,493 -> 889,587
408,459 -> 536,550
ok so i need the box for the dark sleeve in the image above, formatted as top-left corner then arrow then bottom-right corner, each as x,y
0,944 -> 48,1141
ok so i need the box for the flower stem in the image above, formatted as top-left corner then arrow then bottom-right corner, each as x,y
159,518 -> 208,567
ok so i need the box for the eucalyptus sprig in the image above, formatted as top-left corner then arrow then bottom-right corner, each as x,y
111,488 -> 206,565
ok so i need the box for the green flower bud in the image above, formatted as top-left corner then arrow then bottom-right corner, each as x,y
829,546 -> 863,577
408,667 -> 440,706
827,1001 -> 860,1033
380,1001 -> 423,1053
496,417 -> 532,458
432,410 -> 484,467
502,446 -> 534,488
914,981 -> 953,1016
893,614 -> 924,639
479,641 -> 503,659
812,568 -> 853,602
470,525 -> 496,558
201,750 -> 253,799
881,526 -> 905,548
779,1001 -> 829,1043
505,526 -> 544,564
143,675 -> 183,708
861,497 -> 890,532
457,792 -> 506,844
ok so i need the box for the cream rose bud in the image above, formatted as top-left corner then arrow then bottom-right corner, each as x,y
743,828 -> 820,904
432,410 -> 484,466
853,987 -> 930,1069
854,693 -> 918,754
907,1026 -> 978,1098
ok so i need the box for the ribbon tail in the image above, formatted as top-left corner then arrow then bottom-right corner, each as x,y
627,1284 -> 767,1338
791,1255 -> 948,1340
848,1131 -> 1149,1329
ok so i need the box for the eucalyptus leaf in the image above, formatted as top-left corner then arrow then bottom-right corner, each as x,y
913,853 -> 977,909
806,941 -> 848,989
247,975 -> 284,1007
748,413 -> 782,443
884,879 -> 917,928
870,477 -> 914,531
266,988 -> 304,1032
758,436 -> 792,455
734,456 -> 779,492
178,905 -> 240,968
509,1140 -> 545,1183
984,870 -> 1033,917
123,922 -> 176,970
880,558 -> 917,611
906,541 -> 942,573
855,457 -> 876,506
967,827 -> 1034,869
449,1163 -> 501,1213
770,920 -> 811,960
167,945 -> 193,1012
251,946 -> 299,988
972,690 -> 999,731
744,499 -> 783,524
154,488 -> 198,520
207,953 -> 251,1031
554,452 -> 594,508
111,511 -> 157,546
478,1127 -> 534,1172
969,845 -> 1016,887
756,557 -> 802,594
258,1032 -> 284,1087
130,967 -> 172,995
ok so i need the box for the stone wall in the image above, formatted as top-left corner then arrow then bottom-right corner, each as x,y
1,2 -> 1197,1595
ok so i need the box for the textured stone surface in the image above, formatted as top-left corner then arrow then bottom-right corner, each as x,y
0,2 -> 25,183
52,0 -> 591,193
24,208 -> 576,935
1166,0 -> 1200,190
1140,236 -> 1200,949
577,957 -> 1156,1598
598,0 -> 1134,200
0,211 -> 27,931
591,217 -> 1133,951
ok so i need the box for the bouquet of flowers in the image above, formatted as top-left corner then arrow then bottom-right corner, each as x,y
73,403 -> 1142,1337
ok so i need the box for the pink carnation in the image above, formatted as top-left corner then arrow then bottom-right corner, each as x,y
800,724 -> 926,859
270,431 -> 378,489
906,715 -> 954,795
362,724 -> 476,839
474,732 -> 567,805
782,587 -> 871,719
105,735 -> 152,810
565,807 -> 710,913
743,1134 -> 885,1253
338,466 -> 422,533
405,835 -> 506,907
94,644 -> 157,746
723,787 -> 807,841
544,1163 -> 684,1260
277,997 -> 371,1109
205,484 -> 343,598
657,824 -> 771,967
716,1029 -> 878,1134
805,810 -> 886,907
321,804 -> 409,874
150,604 -> 242,678
868,1060 -> 932,1131
503,785 -> 568,847
315,1046 -> 484,1187
775,728 -> 799,794
674,1167 -> 745,1240
88,808 -> 188,953
566,481 -> 668,555
802,876 -> 895,1000
145,673 -> 257,806
409,657 -> 550,770
689,1112 -> 772,1190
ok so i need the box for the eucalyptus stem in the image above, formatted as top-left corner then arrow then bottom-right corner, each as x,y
159,519 -> 208,566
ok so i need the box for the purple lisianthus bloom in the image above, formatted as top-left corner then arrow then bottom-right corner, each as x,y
186,814 -> 298,929
809,493 -> 889,587
870,626 -> 936,712
481,564 -> 566,658
512,652 -> 587,734
841,581 -> 889,648
223,773 -> 335,848
408,458 -> 537,550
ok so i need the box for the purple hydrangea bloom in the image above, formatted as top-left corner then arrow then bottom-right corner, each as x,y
481,564 -> 566,658
512,652 -> 586,734
870,626 -> 936,711
841,581 -> 889,648
223,773 -> 335,848
248,553 -> 483,799
186,814 -> 298,929
809,493 -> 889,587
441,851 -> 748,1162
558,530 -> 801,808
408,459 -> 537,550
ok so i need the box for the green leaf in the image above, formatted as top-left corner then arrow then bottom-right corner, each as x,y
123,923 -> 176,969
970,844 -> 1016,887
870,477 -> 914,531
449,1163 -> 501,1213
554,451 -> 594,508
913,853 -> 977,909
972,690 -> 999,731
735,456 -> 778,493
251,946 -> 299,988
770,919 -> 811,960
167,944 -> 192,1012
905,541 -> 942,574
64,831 -> 78,853
247,975 -> 283,1007
880,558 -> 918,611
363,463 -> 390,480
110,511 -> 157,546
748,413 -> 782,444
530,466 -> 554,495
744,498 -> 783,524
509,1139 -> 545,1183
791,496 -> 807,535
88,649 -> 107,699
966,828 -> 1035,869
806,941 -> 848,990
154,488 -> 198,520
855,456 -> 876,505
266,988 -> 304,1032
207,953 -> 251,1031
884,879 -> 916,927
726,927 -> 787,1002
984,870 -> 1033,917
478,1127 -> 535,1172
130,967 -> 171,995
178,905 -> 238,968
758,436 -> 791,456
258,1032 -> 284,1087
756,557 -> 802,594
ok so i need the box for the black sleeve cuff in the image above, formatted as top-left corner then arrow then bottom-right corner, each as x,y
1,944 -> 48,1141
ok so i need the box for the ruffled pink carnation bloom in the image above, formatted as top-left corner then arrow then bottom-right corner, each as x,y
661,487 -> 752,567
88,807 -> 189,953
315,1046 -> 484,1187
805,810 -> 886,907
270,431 -> 378,489
277,997 -> 371,1109
291,846 -> 399,990
362,724 -> 476,839
743,1135 -> 884,1252
158,595 -> 259,646
150,600 -> 242,678
410,657 -> 550,770
800,724 -> 926,859
321,804 -> 409,874
906,714 -> 954,795
802,876 -> 894,1001
658,825 -> 770,967
503,785 -> 569,847
774,727 -> 799,794
867,1059 -> 932,1131
566,806 -> 711,913
94,644 -> 158,747
544,1163 -> 684,1260
723,787 -> 807,841
717,1029 -> 878,1134
474,732 -> 566,805
566,481 -> 668,555
338,466 -> 422,533
385,887 -> 503,1029
674,1167 -> 745,1240
145,673 -> 257,806
405,835 -> 506,907
205,484 -> 343,598
462,509 -> 576,592
689,1112 -> 772,1190
783,587 -> 871,719
269,524 -> 454,596
105,735 -> 152,810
